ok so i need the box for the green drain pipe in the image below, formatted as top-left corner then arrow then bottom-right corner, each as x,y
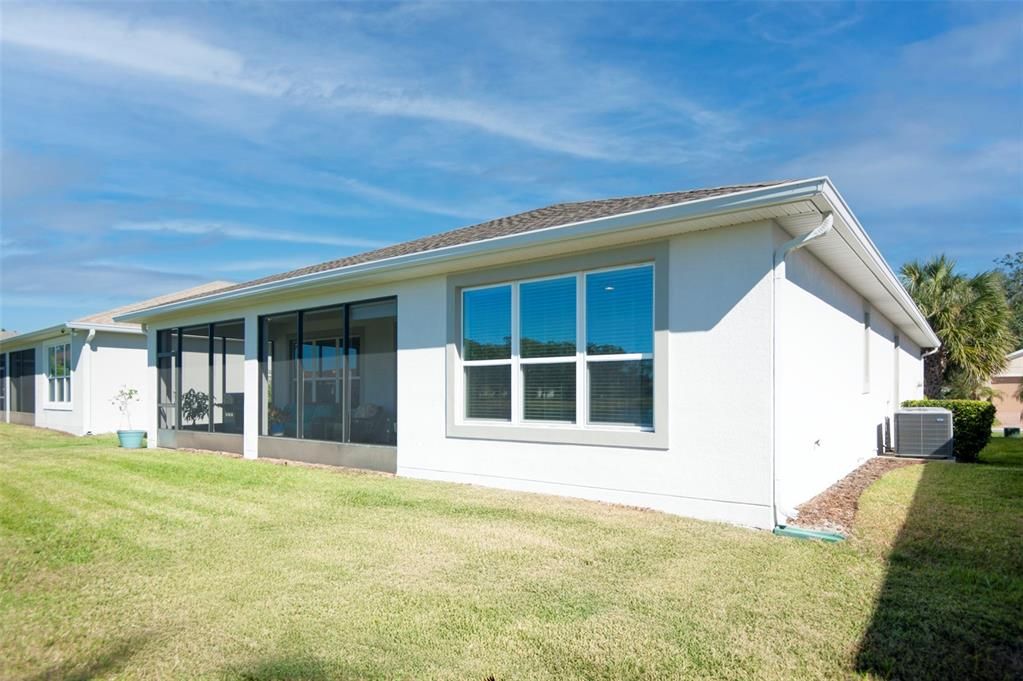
773,525 -> 845,543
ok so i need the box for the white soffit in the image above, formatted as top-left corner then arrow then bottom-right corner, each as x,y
775,199 -> 938,348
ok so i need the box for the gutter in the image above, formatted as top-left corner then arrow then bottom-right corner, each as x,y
67,322 -> 144,335
771,212 -> 834,529
0,322 -> 143,352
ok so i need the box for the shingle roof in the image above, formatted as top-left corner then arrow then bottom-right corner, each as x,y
170,181 -> 786,305
73,281 -> 236,326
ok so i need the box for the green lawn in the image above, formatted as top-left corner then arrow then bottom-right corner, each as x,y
1,425 -> 1020,680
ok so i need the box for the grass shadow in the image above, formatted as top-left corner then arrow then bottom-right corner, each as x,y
222,655 -> 374,681
19,634 -> 149,681
854,454 -> 1023,679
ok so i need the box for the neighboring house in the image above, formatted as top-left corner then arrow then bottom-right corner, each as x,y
116,178 -> 939,529
991,349 -> 1023,429
0,282 -> 232,435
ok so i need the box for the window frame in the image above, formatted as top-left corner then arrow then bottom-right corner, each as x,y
448,242 -> 668,450
44,339 -> 72,409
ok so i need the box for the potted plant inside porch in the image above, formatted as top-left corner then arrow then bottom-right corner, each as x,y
111,386 -> 146,448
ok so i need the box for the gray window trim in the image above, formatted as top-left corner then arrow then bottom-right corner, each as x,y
446,241 -> 669,450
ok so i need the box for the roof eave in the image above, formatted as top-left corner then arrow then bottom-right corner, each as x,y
0,323 -> 71,350
815,180 -> 941,348
114,177 -> 829,322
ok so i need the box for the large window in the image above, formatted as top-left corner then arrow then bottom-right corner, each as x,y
461,264 -> 654,429
10,349 -> 35,415
46,342 -> 71,405
260,298 -> 396,446
156,320 -> 245,433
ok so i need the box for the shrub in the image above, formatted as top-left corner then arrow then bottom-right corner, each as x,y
902,399 -> 996,462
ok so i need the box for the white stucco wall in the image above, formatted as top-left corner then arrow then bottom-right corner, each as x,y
85,331 -> 149,434
398,221 -> 778,528
1,330 -> 148,435
773,224 -> 923,518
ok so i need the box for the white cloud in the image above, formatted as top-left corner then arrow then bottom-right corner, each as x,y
1,5 -> 281,96
745,5 -> 864,47
0,4 -> 733,163
113,220 -> 389,249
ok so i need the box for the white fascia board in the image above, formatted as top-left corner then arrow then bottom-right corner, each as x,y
0,321 -> 144,352
816,180 -> 941,348
114,178 -> 830,323
0,323 -> 70,351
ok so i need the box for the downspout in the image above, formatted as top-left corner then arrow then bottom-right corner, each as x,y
771,213 -> 833,530
84,328 -> 96,435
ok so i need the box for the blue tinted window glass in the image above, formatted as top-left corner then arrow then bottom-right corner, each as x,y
465,365 -> 511,420
463,286 -> 511,360
523,363 -> 576,422
586,265 -> 653,355
520,277 -> 576,358
589,359 -> 653,427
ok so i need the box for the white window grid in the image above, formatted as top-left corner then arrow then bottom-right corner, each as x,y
460,263 -> 654,432
46,341 -> 72,405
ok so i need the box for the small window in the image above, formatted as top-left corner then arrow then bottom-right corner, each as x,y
47,342 -> 71,404
463,285 -> 512,420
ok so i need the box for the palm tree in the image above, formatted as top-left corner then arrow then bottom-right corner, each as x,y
901,255 -> 1014,398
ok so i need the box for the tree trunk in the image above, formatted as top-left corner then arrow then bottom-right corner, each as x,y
923,348 -> 946,399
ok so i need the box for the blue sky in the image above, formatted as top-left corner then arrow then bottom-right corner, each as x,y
1,1 -> 1020,331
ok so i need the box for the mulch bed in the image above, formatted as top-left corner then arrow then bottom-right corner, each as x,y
789,457 -> 923,534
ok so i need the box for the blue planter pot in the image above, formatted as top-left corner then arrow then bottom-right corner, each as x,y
117,430 -> 146,449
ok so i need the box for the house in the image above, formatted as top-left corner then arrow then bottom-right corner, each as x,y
114,178 -> 939,529
0,282 -> 232,435
991,349 -> 1023,429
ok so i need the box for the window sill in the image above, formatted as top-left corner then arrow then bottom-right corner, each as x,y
43,403 -> 72,412
447,421 -> 667,450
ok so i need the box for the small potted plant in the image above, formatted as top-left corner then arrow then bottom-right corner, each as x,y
111,386 -> 145,448
268,404 -> 286,436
